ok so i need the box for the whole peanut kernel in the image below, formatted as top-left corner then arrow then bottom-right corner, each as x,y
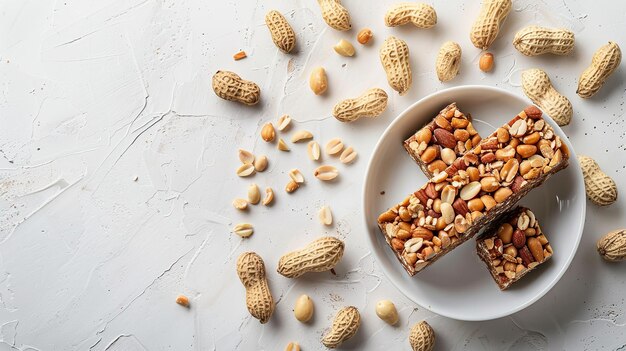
357,28 -> 373,44
479,52 -> 494,72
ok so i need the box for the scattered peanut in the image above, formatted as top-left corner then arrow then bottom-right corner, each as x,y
319,205 -> 333,225
334,39 -> 356,57
285,180 -> 300,193
357,28 -> 373,45
339,146 -> 357,164
238,149 -> 254,164
261,123 -> 276,142
277,114 -> 292,131
236,163 -> 256,177
479,52 -> 494,72
314,165 -> 339,181
265,10 -> 296,54
521,68 -> 572,126
254,155 -> 268,172
233,51 -> 247,61
375,300 -> 399,325
310,67 -> 328,95
326,138 -> 344,155
277,138 -> 290,151
294,294 -> 314,322
262,187 -> 274,206
470,0 -> 512,50
212,70 -> 260,105
333,88 -> 388,122
578,155 -> 617,206
409,321 -> 435,351
512,26 -> 574,56
285,342 -> 300,351
277,236 -> 345,278
236,252 -> 274,323
233,223 -> 254,238
289,169 -> 305,184
248,183 -> 261,204
380,36 -> 412,95
308,141 -> 321,161
597,229 -> 626,261
384,3 -> 437,28
233,198 -> 248,210
577,41 -> 622,98
176,294 -> 190,307
436,41 -> 462,82
291,130 -> 314,143
317,0 -> 351,31
322,306 -> 361,348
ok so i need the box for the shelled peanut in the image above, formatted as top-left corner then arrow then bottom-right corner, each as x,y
380,36 -> 412,95
470,0 -> 512,50
521,68 -> 573,126
597,229 -> 626,261
384,3 -> 437,28
277,236 -> 345,278
294,294 -> 315,322
212,71 -> 260,105
512,26 -> 574,56
310,67 -> 328,95
321,306 -> 361,348
316,0 -> 351,31
375,300 -> 399,325
265,10 -> 296,53
435,41 -> 462,82
236,252 -> 274,323
578,155 -> 617,206
577,41 -> 622,98
333,88 -> 388,122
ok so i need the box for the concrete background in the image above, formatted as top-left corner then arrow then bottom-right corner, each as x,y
0,0 -> 624,350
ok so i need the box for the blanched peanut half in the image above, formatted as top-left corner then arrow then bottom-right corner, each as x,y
326,138 -> 344,155
291,130 -> 314,143
233,198 -> 248,210
289,169 -> 305,184
314,165 -> 339,181
262,187 -> 274,206
294,294 -> 314,322
277,138 -> 290,151
277,114 -> 292,131
319,205 -> 333,225
238,148 -> 255,164
236,163 -> 255,177
375,300 -> 398,325
308,141 -> 321,161
339,146 -> 357,164
334,39 -> 355,57
309,67 -> 328,95
248,183 -> 261,204
233,223 -> 254,237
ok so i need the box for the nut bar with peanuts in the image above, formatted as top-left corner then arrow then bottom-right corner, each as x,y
476,207 -> 553,290
404,103 -> 482,178
377,105 -> 569,276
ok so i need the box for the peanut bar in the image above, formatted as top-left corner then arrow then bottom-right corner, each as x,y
377,105 -> 569,276
476,206 -> 553,290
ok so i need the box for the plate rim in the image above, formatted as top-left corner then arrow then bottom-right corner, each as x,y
361,84 -> 586,321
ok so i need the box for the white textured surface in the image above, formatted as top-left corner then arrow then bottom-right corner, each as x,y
0,0 -> 624,350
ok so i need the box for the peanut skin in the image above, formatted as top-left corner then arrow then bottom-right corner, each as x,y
317,0 -> 351,31
521,68 -> 572,126
212,71 -> 260,105
265,10 -> 296,54
380,36 -> 412,95
578,155 -> 617,206
333,88 -> 388,122
577,41 -> 622,98
277,236 -> 344,278
384,3 -> 437,29
436,41 -> 462,82
321,306 -> 360,348
513,26 -> 574,56
236,252 -> 274,323
470,0 -> 512,50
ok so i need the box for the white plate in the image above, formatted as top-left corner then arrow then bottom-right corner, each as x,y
362,86 -> 586,321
